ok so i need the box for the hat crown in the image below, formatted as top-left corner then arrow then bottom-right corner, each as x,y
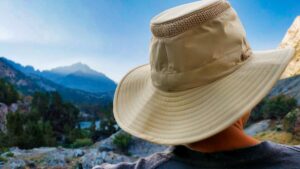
151,0 -> 220,25
149,0 -> 252,91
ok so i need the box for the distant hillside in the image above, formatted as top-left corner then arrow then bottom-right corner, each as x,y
1,57 -> 116,94
0,58 -> 112,107
41,63 -> 117,94
1,58 -> 117,94
0,58 -> 45,93
0,57 -> 38,75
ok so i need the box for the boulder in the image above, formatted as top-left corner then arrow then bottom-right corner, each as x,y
128,136 -> 169,157
6,159 -> 26,169
80,149 -> 134,169
245,120 -> 271,136
9,103 -> 18,113
73,149 -> 85,157
96,130 -> 169,157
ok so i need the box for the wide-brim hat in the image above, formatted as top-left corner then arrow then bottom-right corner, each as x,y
113,0 -> 295,145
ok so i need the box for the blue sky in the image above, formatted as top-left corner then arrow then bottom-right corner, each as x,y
0,0 -> 299,82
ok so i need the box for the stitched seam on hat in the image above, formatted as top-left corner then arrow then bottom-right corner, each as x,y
151,1 -> 230,38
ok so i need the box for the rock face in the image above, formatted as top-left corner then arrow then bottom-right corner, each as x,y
280,16 -> 300,79
0,100 -> 32,133
245,120 -> 271,136
268,74 -> 300,105
268,17 -> 300,104
96,130 -> 168,158
257,16 -> 300,104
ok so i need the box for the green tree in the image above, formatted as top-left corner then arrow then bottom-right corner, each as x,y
23,121 -> 45,148
0,79 -> 19,105
283,109 -> 300,132
0,132 -> 9,152
99,102 -> 118,138
6,111 -> 26,147
32,92 -> 49,116
43,121 -> 56,146
90,120 -> 102,142
263,94 -> 297,120
112,132 -> 132,154
40,92 -> 80,141
248,98 -> 268,124
3,91 -> 81,149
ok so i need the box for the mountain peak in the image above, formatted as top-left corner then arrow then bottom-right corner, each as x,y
72,62 -> 89,68
50,62 -> 104,76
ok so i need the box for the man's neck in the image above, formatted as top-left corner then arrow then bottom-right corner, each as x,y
186,125 -> 260,153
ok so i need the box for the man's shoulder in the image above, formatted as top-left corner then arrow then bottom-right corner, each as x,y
271,142 -> 300,164
92,143 -> 300,169
277,143 -> 300,154
92,152 -> 172,169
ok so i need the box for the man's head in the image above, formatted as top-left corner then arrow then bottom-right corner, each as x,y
186,110 -> 256,152
113,0 -> 295,146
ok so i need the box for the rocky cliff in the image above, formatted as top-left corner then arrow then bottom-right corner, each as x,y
268,16 -> 300,104
280,16 -> 300,78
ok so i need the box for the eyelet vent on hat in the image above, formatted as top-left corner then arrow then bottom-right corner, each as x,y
151,0 -> 230,38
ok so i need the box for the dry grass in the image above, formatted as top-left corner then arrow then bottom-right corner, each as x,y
254,130 -> 300,145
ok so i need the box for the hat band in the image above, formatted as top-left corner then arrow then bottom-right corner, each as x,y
151,0 -> 230,38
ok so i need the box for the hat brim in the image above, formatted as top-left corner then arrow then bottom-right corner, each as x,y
113,48 -> 295,145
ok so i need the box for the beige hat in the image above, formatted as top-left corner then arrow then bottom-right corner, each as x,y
113,0 -> 295,145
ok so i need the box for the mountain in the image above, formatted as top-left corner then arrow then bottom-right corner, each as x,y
1,57 -> 117,94
0,58 -> 46,93
0,58 -> 112,107
41,63 -> 117,94
280,16 -> 300,78
0,57 -> 38,75
267,16 -> 300,104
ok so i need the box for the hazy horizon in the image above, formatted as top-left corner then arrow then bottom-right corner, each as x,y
1,56 -> 108,76
0,0 -> 299,82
